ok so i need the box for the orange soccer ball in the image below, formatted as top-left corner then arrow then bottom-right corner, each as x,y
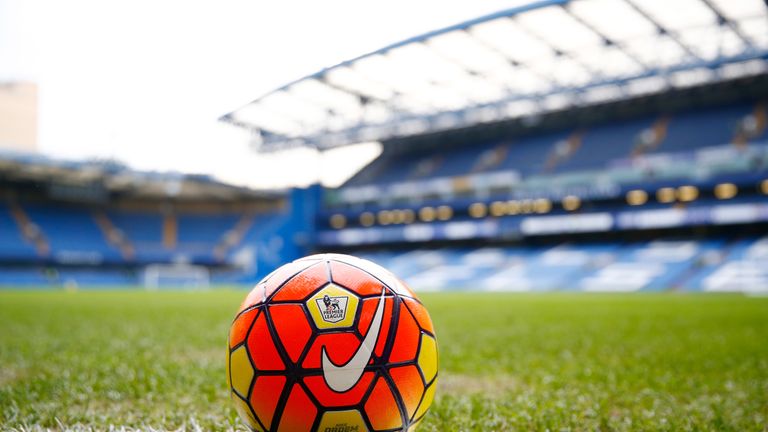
227,254 -> 438,432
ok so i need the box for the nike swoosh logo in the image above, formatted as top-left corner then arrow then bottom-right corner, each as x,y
321,289 -> 386,392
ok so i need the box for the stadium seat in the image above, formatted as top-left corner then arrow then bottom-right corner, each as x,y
687,236 -> 768,293
654,105 -> 752,153
358,239 -> 760,293
554,117 -> 653,172
0,267 -> 50,286
24,205 -> 122,263
0,203 -> 38,260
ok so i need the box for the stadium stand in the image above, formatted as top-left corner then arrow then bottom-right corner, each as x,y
354,237 -> 766,292
345,102 -> 767,187
310,100 -> 768,294
0,151 -> 307,287
210,0 -> 768,293
0,268 -> 50,286
0,202 -> 38,259
24,204 -> 122,263
687,236 -> 768,292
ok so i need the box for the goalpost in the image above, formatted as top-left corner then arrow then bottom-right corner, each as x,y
142,263 -> 210,290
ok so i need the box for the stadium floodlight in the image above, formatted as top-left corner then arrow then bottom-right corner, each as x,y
627,189 -> 649,206
436,206 -> 454,221
222,0 -> 768,153
562,195 -> 581,211
677,186 -> 700,202
402,209 -> 416,224
489,201 -> 506,217
534,198 -> 553,214
714,183 -> 738,200
419,207 -> 437,222
359,212 -> 375,227
391,210 -> 406,225
377,210 -> 393,225
469,202 -> 488,218
330,214 -> 347,229
657,187 -> 677,203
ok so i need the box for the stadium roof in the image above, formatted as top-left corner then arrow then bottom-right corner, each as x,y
222,0 -> 768,153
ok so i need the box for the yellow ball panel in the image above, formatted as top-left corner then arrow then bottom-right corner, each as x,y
306,283 -> 360,330
226,345 -> 231,389
417,334 -> 438,384
229,346 -> 254,398
414,378 -> 437,421
409,419 -> 422,431
231,392 -> 263,431
317,409 -> 369,432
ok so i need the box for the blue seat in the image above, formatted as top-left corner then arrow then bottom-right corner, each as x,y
177,214 -> 239,244
555,118 -> 653,172
0,203 -> 37,260
25,205 -> 122,262
656,105 -> 750,153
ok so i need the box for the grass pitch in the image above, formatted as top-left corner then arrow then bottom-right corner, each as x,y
0,290 -> 766,431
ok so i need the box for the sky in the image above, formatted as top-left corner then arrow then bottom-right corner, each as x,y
1,0 -> 529,189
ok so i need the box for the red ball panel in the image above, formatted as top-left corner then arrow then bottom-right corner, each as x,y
357,296 -> 394,359
402,297 -> 435,334
246,313 -> 285,371
364,376 -> 403,431
270,304 -> 312,364
389,365 -> 424,420
249,375 -> 285,430
271,261 -> 328,302
303,371 -> 375,407
277,383 -> 317,432
229,308 -> 258,349
389,303 -> 420,363
302,333 -> 360,369
329,260 -> 386,296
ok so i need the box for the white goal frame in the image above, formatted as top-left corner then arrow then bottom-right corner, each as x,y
142,264 -> 210,289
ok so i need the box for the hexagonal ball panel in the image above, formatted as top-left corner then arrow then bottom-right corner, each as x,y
306,283 -> 360,330
417,334 -> 438,384
317,409 -> 369,432
229,345 -> 254,398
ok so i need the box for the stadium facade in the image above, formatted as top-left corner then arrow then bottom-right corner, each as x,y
2,0 -> 768,292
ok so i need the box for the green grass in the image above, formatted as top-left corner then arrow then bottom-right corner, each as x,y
1,290 -> 766,431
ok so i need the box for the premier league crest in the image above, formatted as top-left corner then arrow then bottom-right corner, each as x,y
316,294 -> 349,323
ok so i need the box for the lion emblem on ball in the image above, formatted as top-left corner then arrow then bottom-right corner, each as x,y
322,294 -> 340,312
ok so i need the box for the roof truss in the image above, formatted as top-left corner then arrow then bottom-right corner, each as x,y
222,0 -> 768,152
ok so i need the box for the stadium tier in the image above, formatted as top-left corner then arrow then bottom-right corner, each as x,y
320,102 -> 768,239
354,236 -> 768,293
342,103 -> 767,188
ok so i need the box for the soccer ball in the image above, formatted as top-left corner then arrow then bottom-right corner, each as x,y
227,254 -> 438,432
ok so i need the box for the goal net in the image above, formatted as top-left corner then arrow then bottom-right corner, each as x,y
143,264 -> 210,289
